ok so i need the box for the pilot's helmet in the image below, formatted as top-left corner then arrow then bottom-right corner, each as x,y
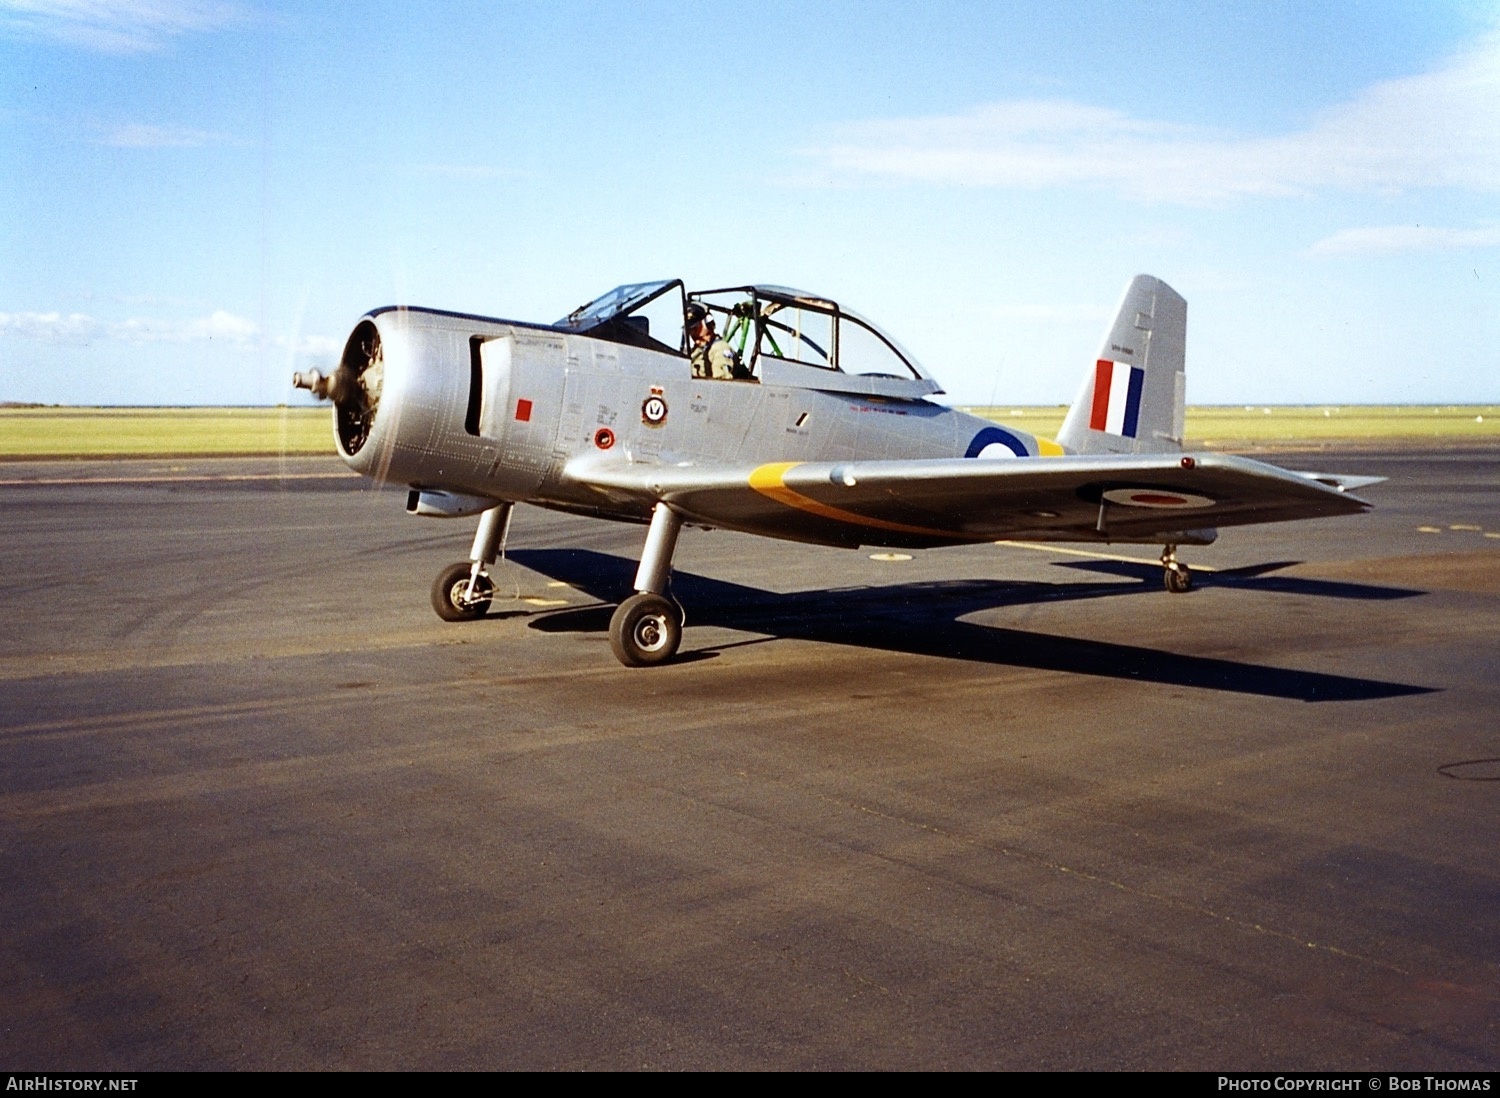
685,301 -> 711,328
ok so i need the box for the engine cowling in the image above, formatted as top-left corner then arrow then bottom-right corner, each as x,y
294,308 -> 562,503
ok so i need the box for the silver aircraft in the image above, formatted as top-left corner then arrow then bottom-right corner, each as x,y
293,276 -> 1378,667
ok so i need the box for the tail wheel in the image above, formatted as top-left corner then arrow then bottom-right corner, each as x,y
1164,562 -> 1193,594
432,561 -> 494,621
609,593 -> 682,667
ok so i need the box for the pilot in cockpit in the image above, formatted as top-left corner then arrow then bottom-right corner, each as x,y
685,301 -> 740,381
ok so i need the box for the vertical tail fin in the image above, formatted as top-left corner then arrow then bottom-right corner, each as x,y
1056,275 -> 1186,455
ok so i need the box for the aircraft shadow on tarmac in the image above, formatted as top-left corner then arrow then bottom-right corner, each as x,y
508,549 -> 1432,703
1053,558 -> 1425,601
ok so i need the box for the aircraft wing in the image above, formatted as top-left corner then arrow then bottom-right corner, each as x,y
564,452 -> 1376,549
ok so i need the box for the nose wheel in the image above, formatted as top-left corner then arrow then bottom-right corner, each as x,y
432,561 -> 495,620
430,502 -> 511,621
1161,544 -> 1193,593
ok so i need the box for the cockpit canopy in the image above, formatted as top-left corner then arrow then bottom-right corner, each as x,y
553,280 -> 943,400
553,280 -> 687,354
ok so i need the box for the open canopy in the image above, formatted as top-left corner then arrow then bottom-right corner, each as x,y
553,280 -> 944,400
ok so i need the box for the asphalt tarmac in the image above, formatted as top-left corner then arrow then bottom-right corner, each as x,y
1,448 -> 1497,1070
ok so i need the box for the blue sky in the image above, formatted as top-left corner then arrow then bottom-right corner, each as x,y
1,0 -> 1496,406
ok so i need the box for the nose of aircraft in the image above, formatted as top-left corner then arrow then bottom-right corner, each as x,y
292,318 -> 384,458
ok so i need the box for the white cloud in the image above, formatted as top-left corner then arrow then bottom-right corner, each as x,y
0,0 -> 246,54
288,333 -> 341,357
0,310 -> 100,342
1308,224 -> 1500,257
105,123 -> 231,148
1,308 -> 259,345
112,309 -> 260,345
0,308 -> 344,360
195,309 -> 258,341
806,31 -> 1500,205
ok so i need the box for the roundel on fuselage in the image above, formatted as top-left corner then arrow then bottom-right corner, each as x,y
964,426 -> 1031,459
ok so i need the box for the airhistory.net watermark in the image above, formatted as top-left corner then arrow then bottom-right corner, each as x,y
5,1080 -> 137,1092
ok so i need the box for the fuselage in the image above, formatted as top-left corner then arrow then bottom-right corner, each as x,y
332,306 -> 1056,527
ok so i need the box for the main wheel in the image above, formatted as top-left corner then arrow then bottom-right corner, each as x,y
608,593 -> 682,667
1164,562 -> 1193,594
432,561 -> 495,621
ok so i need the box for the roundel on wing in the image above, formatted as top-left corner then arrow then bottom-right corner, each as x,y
964,426 -> 1030,459
1101,487 -> 1215,509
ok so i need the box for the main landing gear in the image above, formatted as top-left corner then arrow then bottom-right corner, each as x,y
608,503 -> 685,667
1161,543 -> 1193,594
432,502 -> 512,621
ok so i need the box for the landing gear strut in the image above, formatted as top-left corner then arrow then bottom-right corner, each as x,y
1161,544 -> 1193,594
609,503 -> 684,666
432,503 -> 512,620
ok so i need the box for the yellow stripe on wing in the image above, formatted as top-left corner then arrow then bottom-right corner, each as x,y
747,462 -> 955,538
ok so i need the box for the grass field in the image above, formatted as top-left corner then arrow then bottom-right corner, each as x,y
964,405 -> 1500,447
0,404 -> 1496,459
0,406 -> 331,458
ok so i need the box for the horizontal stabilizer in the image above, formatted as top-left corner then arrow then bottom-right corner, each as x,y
1293,471 -> 1388,493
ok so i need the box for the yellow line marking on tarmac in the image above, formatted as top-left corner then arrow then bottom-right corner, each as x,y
1418,526 -> 1443,533
1450,524 -> 1483,531
1486,533 -> 1500,540
521,597 -> 571,606
996,540 -> 1221,572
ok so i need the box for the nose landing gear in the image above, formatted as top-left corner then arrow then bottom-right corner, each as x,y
431,502 -> 513,621
432,561 -> 496,620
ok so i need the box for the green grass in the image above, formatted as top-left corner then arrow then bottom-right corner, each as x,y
963,405 -> 1500,446
963,406 -> 1070,438
1185,405 -> 1500,444
0,404 -> 1495,459
0,406 -> 332,458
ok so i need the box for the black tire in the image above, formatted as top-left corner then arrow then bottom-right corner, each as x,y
1164,563 -> 1193,594
432,561 -> 494,621
608,593 -> 682,667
